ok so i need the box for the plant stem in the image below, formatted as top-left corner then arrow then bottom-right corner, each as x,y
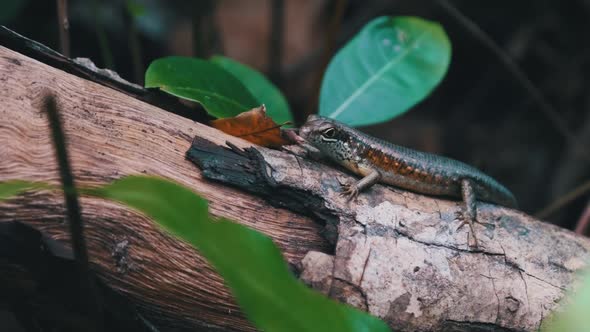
44,94 -> 104,330
56,0 -> 70,57
269,0 -> 285,85
435,0 -> 590,163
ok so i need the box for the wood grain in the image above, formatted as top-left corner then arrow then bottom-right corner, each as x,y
0,46 -> 330,331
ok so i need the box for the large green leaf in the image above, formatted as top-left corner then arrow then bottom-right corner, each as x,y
86,176 -> 391,332
319,16 -> 451,126
145,57 -> 259,118
0,180 -> 51,201
210,56 -> 293,125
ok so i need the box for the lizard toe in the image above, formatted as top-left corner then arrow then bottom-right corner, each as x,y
339,183 -> 359,201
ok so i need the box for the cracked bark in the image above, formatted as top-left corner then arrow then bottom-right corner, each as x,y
1,27 -> 590,331
187,138 -> 590,332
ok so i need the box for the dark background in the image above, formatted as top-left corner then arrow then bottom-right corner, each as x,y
3,0 -> 589,230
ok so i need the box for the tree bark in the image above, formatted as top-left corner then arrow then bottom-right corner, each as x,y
187,137 -> 590,332
0,43 -> 328,331
1,31 -> 589,332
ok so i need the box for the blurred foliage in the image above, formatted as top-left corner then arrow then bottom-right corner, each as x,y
0,180 -> 52,200
85,176 -> 392,332
1,177 -> 391,331
541,270 -> 590,331
319,16 -> 451,127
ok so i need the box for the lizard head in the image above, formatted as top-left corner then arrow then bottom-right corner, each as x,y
298,115 -> 355,162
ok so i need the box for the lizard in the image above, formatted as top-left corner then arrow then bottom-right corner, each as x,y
295,115 -> 518,248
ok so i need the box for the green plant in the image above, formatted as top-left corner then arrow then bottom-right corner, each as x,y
144,16 -> 451,127
0,180 -> 51,200
1,13 -> 454,331
210,55 -> 293,125
319,16 -> 450,126
145,56 -> 260,118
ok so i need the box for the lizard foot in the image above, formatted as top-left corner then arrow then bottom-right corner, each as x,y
339,182 -> 359,201
454,209 -> 479,248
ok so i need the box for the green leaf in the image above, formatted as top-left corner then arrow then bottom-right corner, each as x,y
210,56 -> 293,125
541,271 -> 590,331
0,180 -> 51,201
319,16 -> 451,126
145,57 -> 259,118
86,176 -> 391,332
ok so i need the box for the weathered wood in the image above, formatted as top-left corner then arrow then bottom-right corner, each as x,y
0,45 -> 329,331
188,137 -> 590,331
0,221 -> 154,331
1,31 -> 590,331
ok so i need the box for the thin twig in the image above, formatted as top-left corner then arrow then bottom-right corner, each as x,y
124,6 -> 144,85
269,0 -> 285,85
306,0 -> 347,118
191,0 -> 215,57
574,201 -> 590,236
435,0 -> 590,163
535,179 -> 590,219
56,0 -> 70,57
44,95 -> 104,329
93,0 -> 114,69
236,122 -> 291,138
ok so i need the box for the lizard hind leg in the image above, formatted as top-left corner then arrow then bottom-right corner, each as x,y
455,179 -> 480,248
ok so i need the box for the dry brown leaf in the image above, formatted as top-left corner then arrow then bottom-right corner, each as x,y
210,105 -> 290,147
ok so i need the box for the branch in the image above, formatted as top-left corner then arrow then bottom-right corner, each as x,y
1,27 -> 590,332
435,0 -> 590,163
187,137 -> 590,331
0,43 -> 327,331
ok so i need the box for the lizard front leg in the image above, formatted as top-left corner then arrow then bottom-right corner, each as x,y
341,169 -> 381,200
457,178 -> 479,248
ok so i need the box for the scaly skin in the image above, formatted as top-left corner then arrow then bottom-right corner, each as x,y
299,115 -> 517,208
298,115 -> 518,247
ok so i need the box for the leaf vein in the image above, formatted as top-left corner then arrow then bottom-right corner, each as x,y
327,32 -> 430,119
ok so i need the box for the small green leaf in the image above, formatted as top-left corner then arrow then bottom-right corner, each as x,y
210,56 -> 293,125
0,180 -> 51,201
541,271 -> 590,331
145,57 -> 259,118
320,16 -> 451,126
86,176 -> 391,332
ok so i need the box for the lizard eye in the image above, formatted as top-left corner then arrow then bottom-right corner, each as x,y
321,127 -> 336,139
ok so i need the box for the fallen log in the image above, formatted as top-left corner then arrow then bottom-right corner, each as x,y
1,28 -> 589,331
